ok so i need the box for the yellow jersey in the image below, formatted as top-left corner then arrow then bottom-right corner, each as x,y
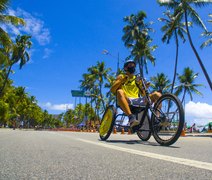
120,74 -> 139,98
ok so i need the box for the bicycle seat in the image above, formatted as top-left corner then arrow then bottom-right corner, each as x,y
129,105 -> 146,114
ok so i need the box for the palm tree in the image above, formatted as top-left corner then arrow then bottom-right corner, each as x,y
80,73 -> 95,92
157,0 -> 212,91
158,10 -> 187,93
74,104 -> 84,125
80,72 -> 98,119
122,11 -> 156,77
0,0 -> 25,48
14,86 -> 27,104
150,73 -> 171,94
0,98 -> 9,126
87,61 -> 111,111
175,67 -> 203,104
201,14 -> 212,48
122,11 -> 153,46
104,74 -> 116,105
129,35 -> 157,77
0,35 -> 32,96
63,109 -> 74,127
80,61 -> 112,115
0,1 -> 26,95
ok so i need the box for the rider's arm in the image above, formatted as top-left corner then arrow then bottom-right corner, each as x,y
136,80 -> 151,97
110,75 -> 128,94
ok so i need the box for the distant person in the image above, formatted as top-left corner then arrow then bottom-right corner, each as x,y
184,122 -> 187,131
13,119 -> 16,130
209,123 -> 212,130
190,123 -> 196,133
110,60 -> 161,129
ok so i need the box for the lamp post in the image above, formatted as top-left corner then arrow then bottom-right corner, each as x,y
102,49 -> 120,76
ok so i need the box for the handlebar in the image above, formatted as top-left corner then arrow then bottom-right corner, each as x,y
134,74 -> 152,105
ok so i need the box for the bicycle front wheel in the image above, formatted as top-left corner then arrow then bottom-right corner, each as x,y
99,105 -> 116,141
151,93 -> 184,146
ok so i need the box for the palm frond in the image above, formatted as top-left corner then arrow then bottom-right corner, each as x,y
0,0 -> 10,12
200,38 -> 212,48
187,5 -> 207,31
192,0 -> 211,8
2,15 -> 25,26
187,89 -> 193,101
0,50 -> 9,66
201,30 -> 212,47
157,0 -> 177,8
0,27 -> 12,48
190,86 -> 203,97
177,28 -> 186,43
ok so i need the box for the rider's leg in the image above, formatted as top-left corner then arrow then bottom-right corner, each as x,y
116,89 -> 131,116
116,89 -> 139,127
149,91 -> 161,103
150,91 -> 162,116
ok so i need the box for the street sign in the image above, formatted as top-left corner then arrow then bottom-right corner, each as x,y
71,90 -> 91,97
71,90 -> 84,97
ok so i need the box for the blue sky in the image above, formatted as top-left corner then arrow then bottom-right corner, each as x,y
4,0 -> 212,126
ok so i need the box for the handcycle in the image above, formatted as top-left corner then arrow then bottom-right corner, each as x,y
99,75 -> 185,146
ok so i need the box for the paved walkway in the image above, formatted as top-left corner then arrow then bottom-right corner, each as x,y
184,132 -> 212,137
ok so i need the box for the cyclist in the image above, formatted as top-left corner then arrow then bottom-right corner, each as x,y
110,60 -> 162,129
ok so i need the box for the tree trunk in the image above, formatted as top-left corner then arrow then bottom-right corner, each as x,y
94,97 -> 97,119
171,30 -> 179,94
181,88 -> 186,106
185,10 -> 212,91
99,84 -> 106,111
138,58 -> 144,78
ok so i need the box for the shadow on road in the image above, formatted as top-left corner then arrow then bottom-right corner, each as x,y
102,139 -> 180,148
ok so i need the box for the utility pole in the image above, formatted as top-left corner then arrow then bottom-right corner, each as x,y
102,49 -> 121,76
117,52 -> 120,76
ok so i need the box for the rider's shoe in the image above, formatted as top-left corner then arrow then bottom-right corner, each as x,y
129,114 -> 139,128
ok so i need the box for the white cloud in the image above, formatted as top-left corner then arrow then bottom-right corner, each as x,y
158,0 -> 173,3
185,101 -> 212,125
41,102 -> 74,111
43,48 -> 53,59
6,8 -> 51,45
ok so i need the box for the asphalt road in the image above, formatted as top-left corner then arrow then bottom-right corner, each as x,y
0,129 -> 212,180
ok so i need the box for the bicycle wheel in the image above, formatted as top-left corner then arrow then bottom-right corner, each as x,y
151,93 -> 184,146
99,105 -> 116,141
137,112 -> 151,141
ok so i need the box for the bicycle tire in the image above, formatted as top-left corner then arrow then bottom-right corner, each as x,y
99,105 -> 116,141
151,93 -> 184,146
137,113 -> 151,141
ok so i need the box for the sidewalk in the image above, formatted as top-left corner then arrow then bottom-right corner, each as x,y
184,132 -> 212,137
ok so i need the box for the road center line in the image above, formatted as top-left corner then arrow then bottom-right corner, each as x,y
76,138 -> 212,171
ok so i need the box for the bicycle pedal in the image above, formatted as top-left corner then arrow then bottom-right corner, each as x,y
131,125 -> 140,133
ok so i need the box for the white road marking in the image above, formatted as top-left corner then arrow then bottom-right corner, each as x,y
77,138 -> 212,171
50,132 -> 212,171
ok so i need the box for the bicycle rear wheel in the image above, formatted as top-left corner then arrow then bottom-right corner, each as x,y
151,93 -> 184,146
137,112 -> 151,141
99,105 -> 116,141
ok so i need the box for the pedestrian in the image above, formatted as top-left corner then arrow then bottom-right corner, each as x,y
209,123 -> 211,130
